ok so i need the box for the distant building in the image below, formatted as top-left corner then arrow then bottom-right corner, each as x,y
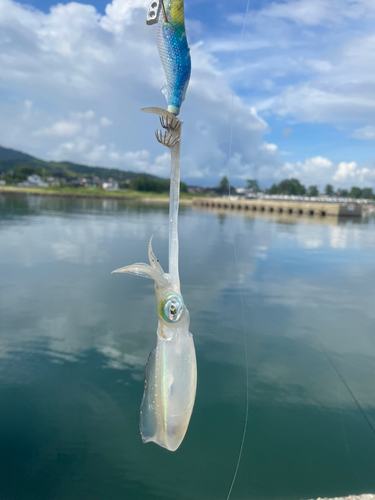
67,178 -> 86,188
46,177 -> 60,186
91,176 -> 103,188
187,185 -> 205,194
235,188 -> 246,197
18,174 -> 48,188
103,180 -> 119,191
0,180 -> 5,186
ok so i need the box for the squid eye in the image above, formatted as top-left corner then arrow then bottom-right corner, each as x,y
161,294 -> 184,323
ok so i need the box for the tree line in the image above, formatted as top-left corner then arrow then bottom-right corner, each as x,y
245,178 -> 374,199
127,175 -> 187,193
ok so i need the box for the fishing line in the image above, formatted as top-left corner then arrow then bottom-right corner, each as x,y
322,344 -> 375,437
338,387 -> 364,488
225,1 -> 251,499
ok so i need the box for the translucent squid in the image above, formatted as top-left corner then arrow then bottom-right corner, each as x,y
112,0 -> 196,452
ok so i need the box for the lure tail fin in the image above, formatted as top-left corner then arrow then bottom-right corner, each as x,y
161,84 -> 169,103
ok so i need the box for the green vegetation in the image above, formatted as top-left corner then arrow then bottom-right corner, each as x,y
0,160 -> 157,183
0,185 -> 195,200
0,146 -> 161,183
129,175 -> 187,193
246,179 -> 259,192
361,187 -> 373,199
218,176 -> 230,191
269,178 -> 306,195
349,186 -> 362,198
307,185 -> 319,197
266,178 -> 374,199
0,145 -> 190,196
1,165 -> 49,184
336,188 -> 349,197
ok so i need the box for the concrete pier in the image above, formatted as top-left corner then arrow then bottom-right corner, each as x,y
192,198 -> 362,217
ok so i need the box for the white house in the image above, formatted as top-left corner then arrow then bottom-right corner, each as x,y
18,174 -> 48,188
102,180 -> 119,191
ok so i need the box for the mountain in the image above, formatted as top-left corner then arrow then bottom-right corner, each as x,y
0,146 -> 160,181
0,145 -> 35,162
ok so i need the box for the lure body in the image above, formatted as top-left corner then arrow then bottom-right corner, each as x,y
112,109 -> 196,451
150,0 -> 191,115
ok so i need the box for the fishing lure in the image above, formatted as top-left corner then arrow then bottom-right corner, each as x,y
112,0 -> 196,452
147,0 -> 191,116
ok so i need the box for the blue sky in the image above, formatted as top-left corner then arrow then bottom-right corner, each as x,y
0,0 -> 374,188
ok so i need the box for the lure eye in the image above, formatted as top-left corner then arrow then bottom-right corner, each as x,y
161,294 -> 184,323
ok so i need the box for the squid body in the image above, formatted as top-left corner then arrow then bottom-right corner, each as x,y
112,0 -> 196,452
112,226 -> 196,452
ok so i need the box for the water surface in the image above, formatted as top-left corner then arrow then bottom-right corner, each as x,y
0,194 -> 375,500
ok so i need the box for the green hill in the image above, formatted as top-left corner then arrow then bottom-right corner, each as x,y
0,145 -> 35,162
0,146 -> 159,181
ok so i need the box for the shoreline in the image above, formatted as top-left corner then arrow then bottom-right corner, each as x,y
0,187 -> 192,204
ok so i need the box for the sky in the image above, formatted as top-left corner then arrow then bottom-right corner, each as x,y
0,0 -> 374,188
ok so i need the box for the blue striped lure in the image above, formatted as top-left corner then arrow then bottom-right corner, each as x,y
147,0 -> 191,115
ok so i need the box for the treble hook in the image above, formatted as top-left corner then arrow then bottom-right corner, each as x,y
155,129 -> 181,148
159,115 -> 182,132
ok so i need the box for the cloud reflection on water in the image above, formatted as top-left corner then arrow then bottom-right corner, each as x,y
1,196 -> 375,410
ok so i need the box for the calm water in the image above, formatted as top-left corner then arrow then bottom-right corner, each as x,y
0,194 -> 375,500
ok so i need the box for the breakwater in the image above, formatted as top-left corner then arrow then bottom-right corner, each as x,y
192,197 -> 362,217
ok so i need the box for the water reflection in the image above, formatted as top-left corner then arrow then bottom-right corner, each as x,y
1,194 -> 375,499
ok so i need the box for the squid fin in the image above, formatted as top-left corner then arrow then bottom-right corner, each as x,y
148,235 -> 164,275
111,262 -> 167,287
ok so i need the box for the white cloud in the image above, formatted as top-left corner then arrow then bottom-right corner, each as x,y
332,161 -> 372,183
305,59 -> 333,73
35,121 -> 82,137
301,156 -> 333,171
217,1 -> 375,141
0,0 -> 282,186
250,17 -> 375,127
100,117 -> 112,127
275,156 -> 333,184
333,161 -> 357,182
0,0 -> 373,188
261,142 -> 278,153
260,0 -> 337,26
257,0 -> 375,26
271,155 -> 375,188
269,84 -> 375,124
352,125 -> 375,140
101,0 -> 149,32
282,128 -> 294,137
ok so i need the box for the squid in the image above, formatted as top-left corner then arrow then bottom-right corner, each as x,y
112,0 -> 196,452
